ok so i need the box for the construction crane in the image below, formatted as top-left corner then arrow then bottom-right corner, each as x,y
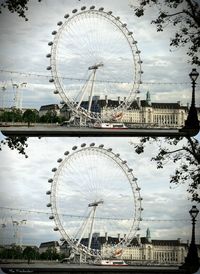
11,217 -> 27,246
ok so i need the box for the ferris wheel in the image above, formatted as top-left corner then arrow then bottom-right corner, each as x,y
46,6 -> 143,121
46,143 -> 143,259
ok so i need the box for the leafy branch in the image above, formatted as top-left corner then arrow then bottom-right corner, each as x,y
131,136 -> 200,202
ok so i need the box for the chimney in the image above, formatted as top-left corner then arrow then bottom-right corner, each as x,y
105,95 -> 108,104
118,96 -> 120,105
137,97 -> 141,107
137,234 -> 141,245
124,97 -> 126,102
118,233 -> 120,242
105,232 -> 108,241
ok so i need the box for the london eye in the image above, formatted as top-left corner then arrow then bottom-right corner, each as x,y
46,143 -> 143,259
46,6 -> 143,121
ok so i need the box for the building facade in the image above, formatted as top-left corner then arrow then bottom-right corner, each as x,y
60,92 -> 200,128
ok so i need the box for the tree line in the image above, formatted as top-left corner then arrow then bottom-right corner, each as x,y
0,245 -> 66,263
0,109 -> 66,126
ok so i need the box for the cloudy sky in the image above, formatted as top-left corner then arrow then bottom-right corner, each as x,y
0,0 -> 200,248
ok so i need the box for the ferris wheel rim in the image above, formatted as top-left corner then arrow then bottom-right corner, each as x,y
46,143 -> 143,258
47,6 -> 143,121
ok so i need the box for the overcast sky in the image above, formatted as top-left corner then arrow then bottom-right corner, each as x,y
0,0 -> 200,248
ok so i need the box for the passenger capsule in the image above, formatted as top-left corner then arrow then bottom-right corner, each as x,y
49,79 -> 54,83
107,148 -> 112,152
46,53 -> 51,58
57,158 -> 62,163
64,151 -> 69,155
139,70 -> 144,74
48,179 -> 53,183
48,41 -> 53,46
107,11 -> 112,15
116,16 -> 120,20
46,203 -> 52,207
52,167 -> 57,172
138,217 -> 142,221
57,21 -> 63,26
90,6 -> 95,9
90,143 -> 95,147
72,9 -> 77,13
46,66 -> 51,70
115,153 -> 120,157
52,30 -> 57,35
139,207 -> 144,211
54,90 -> 59,94
81,143 -> 86,147
136,50 -> 141,54
138,60 -> 143,64
136,187 -> 141,191
99,144 -> 104,148
122,23 -> 127,27
60,101 -> 65,104
133,178 -> 138,182
128,168 -> 133,172
122,160 -> 127,164
132,40 -> 137,44
138,80 -> 142,84
138,197 -> 143,201
46,191 -> 51,195
49,216 -> 54,220
99,7 -> 104,11
64,14 -> 69,19
128,31 -> 133,35
53,227 -> 59,231
60,238 -> 65,241
81,6 -> 86,10
72,146 -> 77,150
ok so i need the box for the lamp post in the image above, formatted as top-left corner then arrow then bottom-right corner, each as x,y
184,69 -> 199,131
181,205 -> 199,273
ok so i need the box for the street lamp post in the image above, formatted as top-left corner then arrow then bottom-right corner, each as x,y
184,69 -> 199,131
180,205 -> 199,273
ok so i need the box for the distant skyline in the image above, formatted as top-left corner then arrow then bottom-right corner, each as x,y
0,0 -> 199,247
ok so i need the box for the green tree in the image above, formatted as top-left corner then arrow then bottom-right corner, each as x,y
23,246 -> 39,263
40,247 -> 60,261
22,109 -> 38,127
131,135 -> 200,202
131,0 -> 200,65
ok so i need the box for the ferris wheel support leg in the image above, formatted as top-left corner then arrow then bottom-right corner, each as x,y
88,69 -> 97,113
88,206 -> 97,249
76,73 -> 93,110
76,209 -> 93,246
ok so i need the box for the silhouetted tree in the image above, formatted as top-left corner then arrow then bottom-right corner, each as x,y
131,135 -> 200,203
0,136 -> 29,158
0,0 -> 42,21
131,0 -> 200,65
